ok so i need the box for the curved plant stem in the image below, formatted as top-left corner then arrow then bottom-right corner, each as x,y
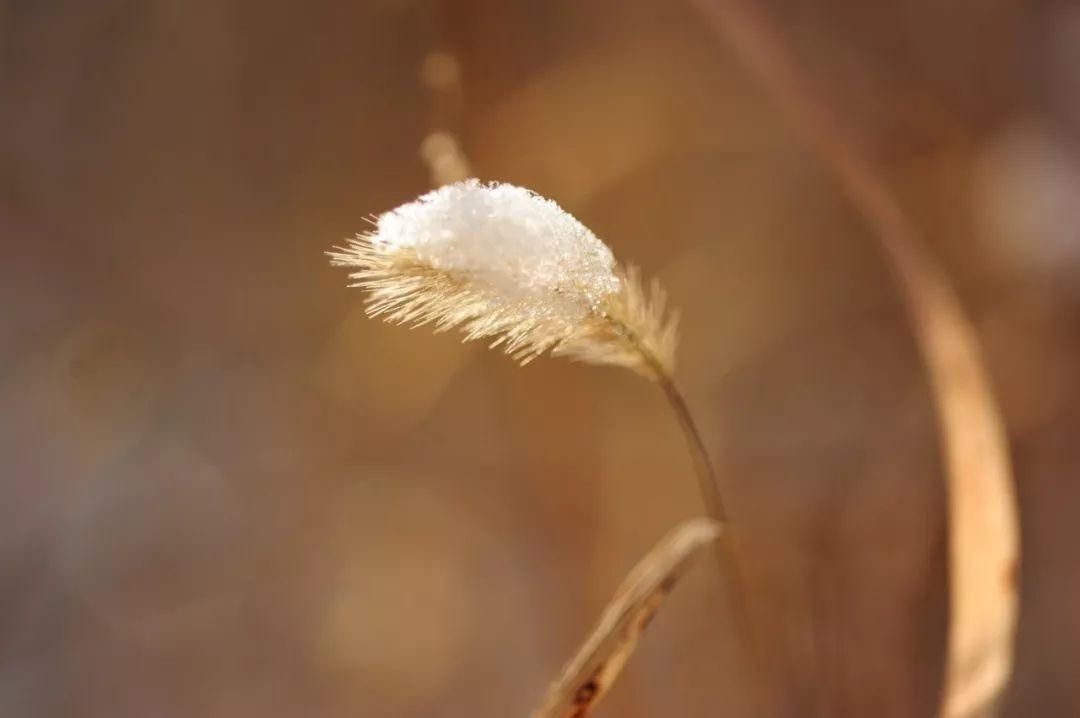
656,376 -> 728,523
616,315 -> 773,712
689,1 -> 1020,715
657,375 -> 773,712
611,316 -> 729,524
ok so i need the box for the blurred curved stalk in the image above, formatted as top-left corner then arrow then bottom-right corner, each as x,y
689,1 -> 1020,716
635,349 -> 770,713
657,376 -> 727,522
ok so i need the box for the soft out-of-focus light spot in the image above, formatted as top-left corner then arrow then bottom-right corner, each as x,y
318,549 -> 471,709
315,302 -> 473,432
420,131 -> 472,186
974,120 -> 1080,283
57,321 -> 162,465
420,52 -> 461,91
476,32 -> 774,206
7,319 -> 162,477
57,439 -> 247,637
313,474 -> 483,713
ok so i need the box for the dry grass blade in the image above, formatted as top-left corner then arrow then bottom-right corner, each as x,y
918,275 -> 1018,718
690,1 -> 1020,715
530,518 -> 723,718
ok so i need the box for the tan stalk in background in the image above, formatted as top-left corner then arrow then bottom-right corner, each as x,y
690,1 -> 1020,715
419,50 -> 472,186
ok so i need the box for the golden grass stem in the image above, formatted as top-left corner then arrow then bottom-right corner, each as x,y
656,376 -> 727,523
656,374 -> 775,716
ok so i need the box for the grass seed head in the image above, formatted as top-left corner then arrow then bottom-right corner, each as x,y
329,180 -> 678,378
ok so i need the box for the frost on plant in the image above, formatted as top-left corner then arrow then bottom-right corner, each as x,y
329,179 -> 679,379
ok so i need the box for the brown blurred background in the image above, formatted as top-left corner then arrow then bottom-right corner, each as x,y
2,1 -> 1079,716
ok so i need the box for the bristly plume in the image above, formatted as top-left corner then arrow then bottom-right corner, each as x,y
328,179 -> 679,379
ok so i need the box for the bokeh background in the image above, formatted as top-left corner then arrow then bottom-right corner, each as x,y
3,1 -> 1079,716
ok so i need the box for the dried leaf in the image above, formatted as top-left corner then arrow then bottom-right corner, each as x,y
690,1 -> 1020,714
911,275 -> 1019,718
530,518 -> 722,718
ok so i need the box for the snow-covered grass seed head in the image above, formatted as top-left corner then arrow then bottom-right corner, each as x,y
329,180 -> 678,379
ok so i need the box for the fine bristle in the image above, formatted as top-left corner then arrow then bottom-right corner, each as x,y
329,180 -> 679,377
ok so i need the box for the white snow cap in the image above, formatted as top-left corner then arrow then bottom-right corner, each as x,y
330,179 -> 677,374
372,179 -> 621,319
